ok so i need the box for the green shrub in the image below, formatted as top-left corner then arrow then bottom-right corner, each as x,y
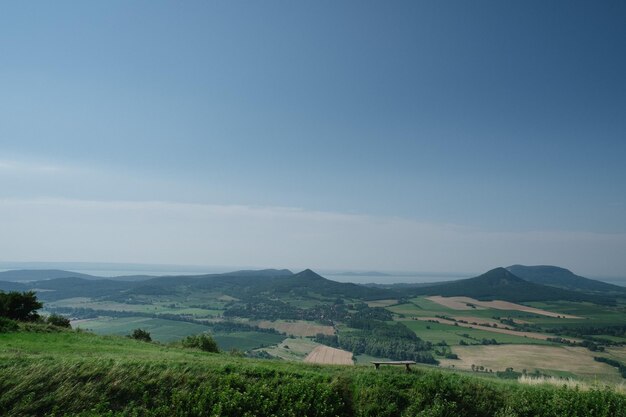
0,317 -> 19,332
181,333 -> 219,352
130,328 -> 152,342
46,314 -> 71,328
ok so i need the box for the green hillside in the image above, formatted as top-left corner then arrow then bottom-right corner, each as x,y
0,269 -> 395,303
410,267 -> 614,303
1,327 -> 624,417
507,265 -> 626,294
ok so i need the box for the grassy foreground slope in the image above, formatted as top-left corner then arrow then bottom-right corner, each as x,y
1,328 -> 625,417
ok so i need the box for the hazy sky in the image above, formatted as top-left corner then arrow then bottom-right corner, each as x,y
1,1 -> 625,276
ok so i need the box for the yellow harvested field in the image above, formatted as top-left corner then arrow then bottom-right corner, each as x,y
439,344 -> 620,381
304,345 -> 354,365
366,299 -> 398,307
427,296 -> 580,318
415,317 -> 580,343
255,320 -> 335,337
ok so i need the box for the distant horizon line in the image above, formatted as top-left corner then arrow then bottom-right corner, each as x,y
1,260 -> 625,281
0,260 -> 475,277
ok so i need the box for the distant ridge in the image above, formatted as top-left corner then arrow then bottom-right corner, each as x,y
0,269 -> 96,282
222,269 -> 293,277
0,266 -> 616,305
409,267 -> 614,303
0,268 -> 395,302
0,280 -> 28,291
0,269 -> 155,282
507,265 -> 626,293
331,271 -> 392,277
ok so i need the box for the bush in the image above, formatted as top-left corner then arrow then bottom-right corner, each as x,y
130,328 -> 152,342
46,314 -> 71,328
181,333 -> 219,352
0,317 -> 19,332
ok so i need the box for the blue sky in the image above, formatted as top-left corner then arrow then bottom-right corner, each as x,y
1,1 -> 625,276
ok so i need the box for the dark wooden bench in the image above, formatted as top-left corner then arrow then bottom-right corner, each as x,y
371,361 -> 416,371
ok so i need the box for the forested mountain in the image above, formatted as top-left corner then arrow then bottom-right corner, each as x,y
409,267 -> 614,303
1,266 -> 618,305
0,268 -> 395,302
507,265 -> 626,293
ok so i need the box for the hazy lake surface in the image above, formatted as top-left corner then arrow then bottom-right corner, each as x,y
321,273 -> 471,285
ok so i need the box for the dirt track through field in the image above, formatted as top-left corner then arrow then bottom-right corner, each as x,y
427,296 -> 580,318
304,345 -> 353,365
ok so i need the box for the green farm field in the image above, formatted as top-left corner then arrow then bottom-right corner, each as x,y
389,297 -> 560,321
49,297 -> 223,317
402,319 -> 554,346
213,332 -> 285,351
73,316 -> 213,343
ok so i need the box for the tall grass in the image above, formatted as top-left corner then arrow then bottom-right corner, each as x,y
1,330 -> 625,417
518,374 -> 626,395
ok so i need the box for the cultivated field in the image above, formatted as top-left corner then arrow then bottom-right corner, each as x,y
212,332 -> 285,351
51,297 -> 222,317
402,319 -> 553,346
255,320 -> 335,337
304,345 -> 354,365
452,316 -> 516,328
427,296 -> 580,318
73,316 -> 212,343
366,299 -> 398,307
413,317 -> 580,343
440,344 -> 622,382
603,346 -> 626,363
259,337 -> 321,361
427,296 -> 484,310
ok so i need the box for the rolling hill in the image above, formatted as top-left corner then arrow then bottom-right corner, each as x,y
0,268 -> 395,302
507,265 -> 626,293
409,267 -> 614,303
0,269 -> 97,281
0,269 -> 155,282
1,266 -> 617,305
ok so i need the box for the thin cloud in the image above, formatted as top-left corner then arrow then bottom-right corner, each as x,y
0,159 -> 66,173
1,198 -> 624,277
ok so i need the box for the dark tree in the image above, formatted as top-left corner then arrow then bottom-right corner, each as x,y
0,291 -> 43,322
